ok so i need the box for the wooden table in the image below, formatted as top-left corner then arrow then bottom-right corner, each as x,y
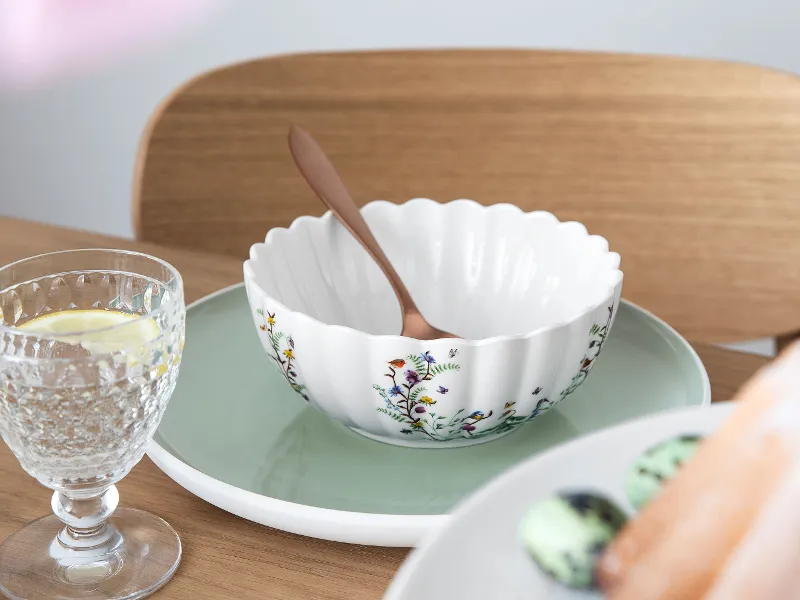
0,217 -> 771,599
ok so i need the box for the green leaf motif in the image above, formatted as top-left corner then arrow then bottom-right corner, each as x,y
408,353 -> 426,374
430,363 -> 461,376
377,407 -> 409,423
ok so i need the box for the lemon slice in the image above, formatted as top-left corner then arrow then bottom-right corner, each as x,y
18,309 -> 161,355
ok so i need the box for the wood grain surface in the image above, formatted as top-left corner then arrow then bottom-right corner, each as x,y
0,217 -> 770,599
134,49 -> 800,344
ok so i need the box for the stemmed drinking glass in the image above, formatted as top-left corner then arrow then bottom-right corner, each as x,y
0,249 -> 185,600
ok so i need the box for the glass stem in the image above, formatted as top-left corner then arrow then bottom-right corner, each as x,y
51,485 -> 119,550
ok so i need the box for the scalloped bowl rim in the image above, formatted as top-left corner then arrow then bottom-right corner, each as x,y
243,199 -> 624,346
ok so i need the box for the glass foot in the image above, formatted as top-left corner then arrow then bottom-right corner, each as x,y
0,508 -> 181,600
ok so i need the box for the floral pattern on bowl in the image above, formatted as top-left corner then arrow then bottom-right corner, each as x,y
370,304 -> 615,443
254,302 -> 616,446
373,350 -> 497,442
256,308 -> 309,401
559,304 -> 614,400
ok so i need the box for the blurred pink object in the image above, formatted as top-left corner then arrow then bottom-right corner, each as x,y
0,0 -> 222,88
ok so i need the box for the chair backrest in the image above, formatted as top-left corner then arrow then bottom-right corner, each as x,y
133,49 -> 800,343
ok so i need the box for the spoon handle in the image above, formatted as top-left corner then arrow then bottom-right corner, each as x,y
288,124 -> 421,318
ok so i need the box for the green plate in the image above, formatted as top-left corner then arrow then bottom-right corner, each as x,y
148,284 -> 710,547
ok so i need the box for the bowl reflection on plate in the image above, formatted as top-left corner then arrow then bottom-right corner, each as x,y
252,405 -> 578,515
243,199 -> 623,448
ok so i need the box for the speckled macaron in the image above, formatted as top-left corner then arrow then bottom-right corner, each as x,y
625,434 -> 702,510
519,492 -> 627,589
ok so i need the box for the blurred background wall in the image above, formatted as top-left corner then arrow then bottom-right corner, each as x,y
1,0 -> 789,355
0,0 -> 797,239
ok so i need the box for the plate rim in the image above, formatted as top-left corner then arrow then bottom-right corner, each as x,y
383,401 -> 734,599
147,282 -> 711,547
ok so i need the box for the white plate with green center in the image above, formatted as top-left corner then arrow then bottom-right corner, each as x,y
147,284 -> 710,547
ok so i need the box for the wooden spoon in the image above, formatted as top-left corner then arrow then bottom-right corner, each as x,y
288,124 -> 457,340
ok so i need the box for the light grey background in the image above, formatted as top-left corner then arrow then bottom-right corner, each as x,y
0,0 -> 788,355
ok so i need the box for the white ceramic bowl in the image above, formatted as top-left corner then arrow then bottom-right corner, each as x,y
243,199 -> 623,448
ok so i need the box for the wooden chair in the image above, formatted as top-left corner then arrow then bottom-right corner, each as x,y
133,49 -> 800,345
